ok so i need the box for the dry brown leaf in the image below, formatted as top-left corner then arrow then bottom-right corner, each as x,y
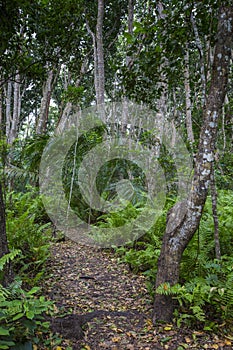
111,336 -> 121,342
185,337 -> 191,343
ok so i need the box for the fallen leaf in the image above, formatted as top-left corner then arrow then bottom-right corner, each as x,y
225,339 -> 232,345
185,337 -> 191,343
111,336 -> 121,342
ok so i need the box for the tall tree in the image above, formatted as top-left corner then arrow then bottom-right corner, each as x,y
86,0 -> 105,105
153,4 -> 233,323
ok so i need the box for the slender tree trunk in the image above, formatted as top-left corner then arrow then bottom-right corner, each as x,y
153,5 -> 233,323
8,72 -> 21,144
57,58 -> 89,132
191,11 -> 206,106
0,181 -> 13,286
156,1 -> 168,116
184,46 -> 195,146
86,0 -> 105,105
5,81 -> 12,139
36,69 -> 54,134
96,0 -> 105,105
210,164 -> 221,260
0,181 -> 8,259
126,0 -> 134,68
0,87 -> 2,128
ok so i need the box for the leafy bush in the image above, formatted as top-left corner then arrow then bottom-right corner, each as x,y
0,252 -> 53,349
181,190 -> 233,279
156,190 -> 233,328
156,256 -> 233,328
115,197 -> 174,275
6,187 -> 52,281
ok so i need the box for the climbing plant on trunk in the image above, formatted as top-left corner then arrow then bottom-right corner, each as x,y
153,4 -> 233,323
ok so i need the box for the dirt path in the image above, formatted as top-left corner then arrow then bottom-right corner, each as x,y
43,240 -> 232,350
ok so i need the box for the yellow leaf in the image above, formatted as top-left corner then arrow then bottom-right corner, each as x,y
111,336 -> 121,342
56,347 -> 62,350
117,328 -> 124,333
33,346 -> 37,350
185,337 -> 191,343
212,345 -> 219,349
164,326 -> 172,331
193,331 -> 204,336
225,340 -> 232,345
146,319 -> 153,326
84,346 -> 91,350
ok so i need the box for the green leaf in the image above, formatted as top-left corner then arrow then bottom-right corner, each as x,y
12,312 -> 24,321
0,327 -> 10,336
27,287 -> 39,295
0,341 -> 15,347
26,310 -> 34,320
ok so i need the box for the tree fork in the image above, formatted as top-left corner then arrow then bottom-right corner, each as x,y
153,4 -> 233,323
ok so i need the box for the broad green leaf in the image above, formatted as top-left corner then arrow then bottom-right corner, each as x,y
12,312 -> 24,321
0,327 -> 9,336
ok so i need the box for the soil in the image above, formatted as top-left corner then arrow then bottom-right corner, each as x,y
42,240 -> 233,350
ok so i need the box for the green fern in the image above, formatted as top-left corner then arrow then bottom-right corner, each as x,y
0,250 -> 21,271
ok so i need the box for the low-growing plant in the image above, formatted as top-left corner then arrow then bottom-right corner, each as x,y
6,187 -> 52,282
156,256 -> 233,328
0,252 -> 53,349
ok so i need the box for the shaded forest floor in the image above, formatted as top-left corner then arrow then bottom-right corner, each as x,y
43,240 -> 232,349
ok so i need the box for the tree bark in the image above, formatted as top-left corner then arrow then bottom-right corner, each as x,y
184,46 -> 195,147
36,69 -> 54,134
191,11 -> 206,106
0,181 -> 13,286
210,164 -> 221,260
0,86 -> 2,128
8,72 -> 21,144
153,4 -> 233,323
57,58 -> 89,133
5,80 -> 12,139
96,0 -> 105,105
86,0 -> 105,106
0,181 -> 8,259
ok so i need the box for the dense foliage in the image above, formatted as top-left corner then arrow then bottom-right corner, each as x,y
0,0 -> 232,346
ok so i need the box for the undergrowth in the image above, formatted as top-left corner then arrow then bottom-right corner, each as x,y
6,187 -> 52,284
116,190 -> 233,329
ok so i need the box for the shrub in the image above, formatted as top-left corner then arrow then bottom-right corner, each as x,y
6,187 -> 52,282
0,252 -> 53,349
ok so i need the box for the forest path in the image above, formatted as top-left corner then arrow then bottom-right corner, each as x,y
44,240 -> 232,350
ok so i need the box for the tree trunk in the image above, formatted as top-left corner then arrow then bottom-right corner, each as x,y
5,80 -> 12,139
96,0 -> 105,105
86,0 -> 105,105
210,165 -> 221,260
36,69 -> 54,134
0,181 -> 8,259
0,87 -> 2,128
184,46 -> 195,146
153,4 -> 233,323
0,181 -> 13,286
8,72 -> 21,144
57,58 -> 89,133
191,11 -> 206,106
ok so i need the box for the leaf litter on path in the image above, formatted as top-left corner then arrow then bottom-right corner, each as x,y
42,240 -> 233,350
